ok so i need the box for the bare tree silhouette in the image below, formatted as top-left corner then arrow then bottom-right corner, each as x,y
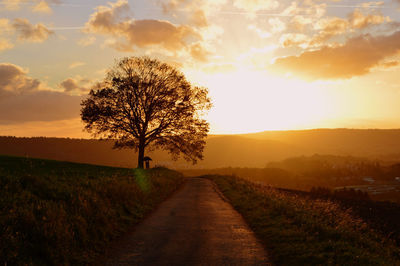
81,57 -> 211,168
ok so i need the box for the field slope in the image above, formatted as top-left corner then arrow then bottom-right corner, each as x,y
0,155 -> 184,265
207,175 -> 400,265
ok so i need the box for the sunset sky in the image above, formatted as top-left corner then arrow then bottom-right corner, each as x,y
1,0 -> 400,137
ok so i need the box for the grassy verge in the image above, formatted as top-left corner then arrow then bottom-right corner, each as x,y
0,155 -> 185,265
207,175 -> 400,265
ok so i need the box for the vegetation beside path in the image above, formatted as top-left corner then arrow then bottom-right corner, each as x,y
0,155 -> 185,265
207,175 -> 400,265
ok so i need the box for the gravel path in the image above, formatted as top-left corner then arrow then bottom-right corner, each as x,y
104,177 -> 270,265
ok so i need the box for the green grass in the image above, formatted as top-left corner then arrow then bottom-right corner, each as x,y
207,175 -> 400,265
0,155 -> 185,265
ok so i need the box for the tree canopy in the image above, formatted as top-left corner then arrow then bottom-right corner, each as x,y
81,57 -> 211,168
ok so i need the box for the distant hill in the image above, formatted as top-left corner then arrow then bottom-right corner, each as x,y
197,135 -> 302,168
0,136 -> 297,168
0,137 -> 135,168
241,129 -> 400,160
2,129 -> 400,168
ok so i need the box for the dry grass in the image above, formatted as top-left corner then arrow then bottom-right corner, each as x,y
207,175 -> 400,265
0,155 -> 185,265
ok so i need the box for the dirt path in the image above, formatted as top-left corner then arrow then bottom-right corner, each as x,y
104,177 -> 270,265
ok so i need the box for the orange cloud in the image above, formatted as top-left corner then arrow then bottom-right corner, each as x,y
160,0 -> 226,27
0,63 -> 81,123
12,18 -> 54,43
124,20 -> 199,51
190,42 -> 210,62
269,18 -> 286,33
32,1 -> 52,13
68,62 -> 86,69
349,9 -> 389,29
202,63 -> 236,73
0,90 -> 81,124
0,18 -> 52,49
1,0 -> 60,13
379,61 -> 400,69
85,0 -> 205,58
290,15 -> 313,32
361,2 -> 385,8
280,2 -> 327,34
59,77 -> 91,95
0,63 -> 40,96
78,36 -> 96,47
280,33 -> 308,48
282,8 -> 391,49
0,19 -> 13,52
0,39 -> 13,52
192,9 -> 208,27
233,0 -> 279,13
308,17 -> 349,46
273,31 -> 400,80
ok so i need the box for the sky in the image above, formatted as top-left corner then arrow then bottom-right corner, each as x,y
1,0 -> 400,137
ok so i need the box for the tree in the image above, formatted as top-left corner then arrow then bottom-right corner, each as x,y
81,57 -> 211,168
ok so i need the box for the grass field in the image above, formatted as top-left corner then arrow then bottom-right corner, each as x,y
0,155 -> 185,265
207,175 -> 400,265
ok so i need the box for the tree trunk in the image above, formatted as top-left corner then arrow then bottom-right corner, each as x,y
137,142 -> 145,168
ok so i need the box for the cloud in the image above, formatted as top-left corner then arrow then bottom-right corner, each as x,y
289,15 -> 314,32
59,77 -> 91,95
0,18 -> 53,50
307,17 -> 349,46
0,63 -> 41,97
281,1 -> 300,16
123,20 -> 199,51
85,0 -> 206,60
68,62 -> 86,69
189,42 -> 210,62
309,9 -> 389,46
269,18 -> 286,33
160,0 -> 227,27
0,39 -> 13,52
361,1 -> 385,8
273,31 -> 400,80
248,24 -> 271,38
12,18 -> 54,43
282,2 -> 327,33
379,60 -> 400,69
349,9 -> 389,29
0,19 -> 13,52
191,9 -> 208,27
238,17 -> 285,42
280,33 -> 309,48
202,63 -> 236,73
85,0 -> 129,33
233,0 -> 279,13
78,36 -> 96,47
0,18 -> 11,31
1,0 -> 60,13
282,1 -> 326,18
32,0 -> 52,13
1,0 -> 20,10
0,63 -> 82,124
0,90 -> 81,124
282,8 -> 391,49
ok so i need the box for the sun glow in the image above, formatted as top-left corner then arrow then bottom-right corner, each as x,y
187,67 -> 338,134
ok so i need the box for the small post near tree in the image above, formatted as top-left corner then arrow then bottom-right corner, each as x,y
81,56 -> 211,168
143,156 -> 152,169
